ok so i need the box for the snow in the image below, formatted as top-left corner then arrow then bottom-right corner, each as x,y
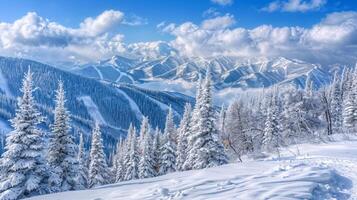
27,137 -> 357,200
116,89 -> 144,121
77,96 -> 106,125
93,66 -> 104,80
0,69 -> 12,97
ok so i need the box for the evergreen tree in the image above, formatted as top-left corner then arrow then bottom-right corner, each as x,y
159,107 -> 177,175
139,130 -> 156,178
77,132 -> 88,189
305,74 -> 313,97
152,127 -> 161,174
88,123 -> 109,188
262,93 -> 283,154
138,116 -> 150,154
183,77 -> 203,170
115,138 -> 125,182
0,69 -> 49,199
47,81 -> 78,192
217,105 -> 227,141
124,125 -> 139,181
185,70 -> 228,170
176,103 -> 191,171
343,75 -> 357,131
330,73 -> 343,133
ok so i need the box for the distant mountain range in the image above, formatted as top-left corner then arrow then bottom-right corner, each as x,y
0,56 -> 193,152
71,55 -> 341,90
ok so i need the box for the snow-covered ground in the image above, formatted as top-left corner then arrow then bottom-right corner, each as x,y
28,137 -> 357,200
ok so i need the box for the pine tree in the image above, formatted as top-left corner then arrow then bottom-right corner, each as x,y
262,93 -> 283,154
330,73 -> 343,133
138,116 -> 150,154
77,132 -> 88,189
183,77 -> 203,170
124,125 -> 139,181
139,130 -> 156,178
217,105 -> 227,141
47,81 -> 78,192
115,138 -> 125,182
88,123 -> 109,188
343,74 -> 357,131
0,69 -> 49,199
159,107 -> 177,175
185,70 -> 228,170
305,74 -> 313,97
176,103 -> 191,171
152,127 -> 161,175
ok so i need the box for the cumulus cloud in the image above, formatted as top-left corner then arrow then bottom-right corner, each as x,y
79,10 -> 124,36
211,0 -> 233,6
164,11 -> 357,64
0,10 -> 146,64
262,0 -> 327,12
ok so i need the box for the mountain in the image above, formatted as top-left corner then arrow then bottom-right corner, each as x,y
0,56 -> 193,152
71,55 -> 335,90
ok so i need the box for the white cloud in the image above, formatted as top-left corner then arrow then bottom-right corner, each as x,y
211,0 -> 233,6
0,9 -> 356,66
79,10 -> 124,36
122,14 -> 148,26
203,8 -> 221,18
201,14 -> 235,30
165,12 -> 357,64
262,0 -> 327,12
0,10 -> 145,64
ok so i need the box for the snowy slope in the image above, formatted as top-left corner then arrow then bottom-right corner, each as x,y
71,55 -> 334,90
77,96 -> 107,125
28,137 -> 357,200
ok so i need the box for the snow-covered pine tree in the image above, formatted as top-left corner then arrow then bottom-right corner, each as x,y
185,69 -> 228,169
176,103 -> 191,171
152,127 -> 161,174
330,73 -> 343,133
88,123 -> 109,188
138,116 -> 149,154
262,92 -> 283,155
122,124 -> 133,180
47,81 -> 78,192
343,73 -> 357,131
183,77 -> 203,170
139,129 -> 156,179
77,132 -> 88,189
115,138 -> 125,182
0,69 -> 49,200
305,74 -> 313,97
159,107 -> 177,175
124,125 -> 139,181
217,105 -> 227,142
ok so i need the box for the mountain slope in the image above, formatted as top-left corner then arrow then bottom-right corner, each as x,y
72,55 -> 334,91
27,138 -> 356,200
0,56 -> 193,150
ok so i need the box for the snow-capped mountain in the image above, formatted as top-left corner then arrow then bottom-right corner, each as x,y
72,55 -> 335,90
0,56 -> 193,151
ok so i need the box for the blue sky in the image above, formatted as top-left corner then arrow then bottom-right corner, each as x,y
0,0 -> 356,65
0,0 -> 355,43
